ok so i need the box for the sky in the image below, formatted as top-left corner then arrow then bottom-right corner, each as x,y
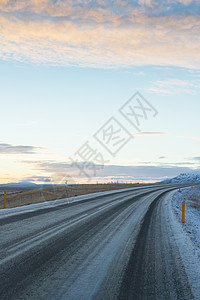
0,0 -> 200,184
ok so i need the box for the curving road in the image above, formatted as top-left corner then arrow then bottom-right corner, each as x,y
0,184 -> 199,299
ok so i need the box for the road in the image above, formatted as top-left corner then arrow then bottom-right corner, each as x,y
0,184 -> 199,299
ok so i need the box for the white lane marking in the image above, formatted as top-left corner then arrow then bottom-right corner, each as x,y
4,194 -> 138,256
5,198 -> 128,256
97,198 -> 125,212
6,214 -> 89,254
0,189 -> 165,267
3,197 -> 129,262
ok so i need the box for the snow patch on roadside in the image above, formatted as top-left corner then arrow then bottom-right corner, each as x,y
172,186 -> 200,258
166,191 -> 200,299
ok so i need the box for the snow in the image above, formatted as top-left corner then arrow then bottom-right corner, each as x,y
172,186 -> 200,258
163,172 -> 200,183
167,190 -> 200,299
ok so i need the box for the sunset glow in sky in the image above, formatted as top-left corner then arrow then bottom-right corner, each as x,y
0,0 -> 200,184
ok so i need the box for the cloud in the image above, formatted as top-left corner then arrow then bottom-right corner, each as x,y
190,157 -> 200,161
19,176 -> 52,183
129,132 -> 167,136
178,135 -> 200,140
16,121 -> 37,127
148,79 -> 199,95
174,0 -> 198,5
0,1 -> 200,68
22,159 -> 198,183
140,161 -> 195,166
0,143 -> 42,154
139,0 -> 199,7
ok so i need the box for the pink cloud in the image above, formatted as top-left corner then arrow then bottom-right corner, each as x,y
0,1 -> 200,68
129,132 -> 167,136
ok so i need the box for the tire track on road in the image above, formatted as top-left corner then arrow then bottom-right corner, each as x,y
118,190 -> 194,300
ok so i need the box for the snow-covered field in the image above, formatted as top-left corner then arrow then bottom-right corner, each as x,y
172,186 -> 200,258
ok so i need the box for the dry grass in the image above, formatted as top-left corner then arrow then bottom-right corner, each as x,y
0,183 -> 141,209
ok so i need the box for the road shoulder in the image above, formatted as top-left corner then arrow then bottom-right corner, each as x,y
168,190 -> 200,299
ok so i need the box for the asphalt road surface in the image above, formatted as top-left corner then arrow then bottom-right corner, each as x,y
0,184 -> 199,300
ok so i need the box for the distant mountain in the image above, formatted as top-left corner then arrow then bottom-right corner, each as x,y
163,172 -> 200,184
0,181 -> 41,190
0,181 -> 39,189
0,181 -> 62,190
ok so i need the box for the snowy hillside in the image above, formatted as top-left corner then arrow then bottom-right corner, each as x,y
163,172 -> 200,184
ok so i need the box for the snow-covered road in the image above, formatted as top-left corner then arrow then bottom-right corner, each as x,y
0,185 -> 199,299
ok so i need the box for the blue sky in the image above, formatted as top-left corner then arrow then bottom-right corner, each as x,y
0,0 -> 200,184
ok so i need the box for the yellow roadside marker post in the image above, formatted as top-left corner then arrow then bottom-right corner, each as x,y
182,201 -> 185,223
3,191 -> 7,209
179,187 -> 181,192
